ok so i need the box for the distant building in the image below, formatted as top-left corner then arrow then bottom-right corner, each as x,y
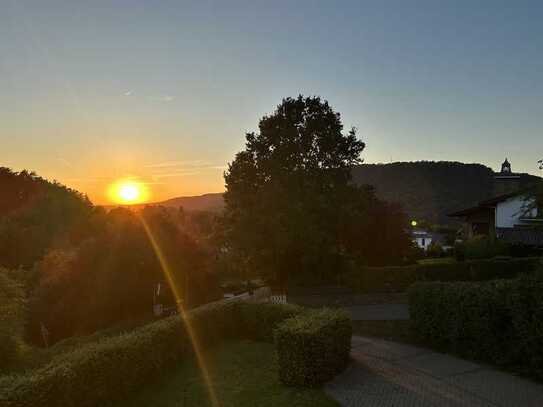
411,229 -> 448,251
449,159 -> 542,246
412,229 -> 432,250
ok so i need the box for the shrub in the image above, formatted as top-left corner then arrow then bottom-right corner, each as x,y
343,257 -> 540,293
237,302 -> 304,341
0,269 -> 25,370
462,235 -> 509,260
0,301 -> 350,406
426,242 -> 444,258
274,308 -> 352,387
409,268 -> 543,379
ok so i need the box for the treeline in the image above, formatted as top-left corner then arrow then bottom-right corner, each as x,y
0,168 -> 221,347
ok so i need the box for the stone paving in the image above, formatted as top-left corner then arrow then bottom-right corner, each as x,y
326,336 -> 543,407
346,304 -> 410,321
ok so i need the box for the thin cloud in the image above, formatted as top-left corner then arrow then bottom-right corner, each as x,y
152,172 -> 200,178
151,95 -> 174,102
57,157 -> 73,168
144,160 -> 209,169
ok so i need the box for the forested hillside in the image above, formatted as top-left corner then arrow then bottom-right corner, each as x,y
139,161 -> 539,225
351,161 -> 540,224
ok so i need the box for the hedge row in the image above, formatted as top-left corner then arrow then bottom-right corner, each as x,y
275,308 -> 351,387
0,301 -> 349,406
409,271 -> 543,379
344,257 -> 540,293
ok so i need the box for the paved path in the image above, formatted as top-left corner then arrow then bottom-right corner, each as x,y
346,304 -> 409,321
326,336 -> 543,406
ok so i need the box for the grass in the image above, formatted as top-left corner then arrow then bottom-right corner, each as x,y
417,257 -> 456,265
117,340 -> 339,407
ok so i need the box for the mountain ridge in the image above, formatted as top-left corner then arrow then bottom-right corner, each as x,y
102,161 -> 541,224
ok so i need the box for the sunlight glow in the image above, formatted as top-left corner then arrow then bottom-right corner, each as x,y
138,215 -> 220,407
108,180 -> 150,205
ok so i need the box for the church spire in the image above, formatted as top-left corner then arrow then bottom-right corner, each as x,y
501,158 -> 511,174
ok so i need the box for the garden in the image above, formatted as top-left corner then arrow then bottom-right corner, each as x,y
0,302 -> 351,407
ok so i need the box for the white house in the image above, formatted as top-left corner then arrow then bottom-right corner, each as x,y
412,229 -> 432,250
449,159 -> 542,245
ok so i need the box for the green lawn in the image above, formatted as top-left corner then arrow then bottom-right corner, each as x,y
417,257 -> 456,265
117,340 -> 339,407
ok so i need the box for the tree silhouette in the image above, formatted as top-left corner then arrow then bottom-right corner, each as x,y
222,96 -> 410,287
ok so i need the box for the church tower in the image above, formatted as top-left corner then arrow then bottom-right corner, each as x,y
493,158 -> 520,195
500,158 -> 512,174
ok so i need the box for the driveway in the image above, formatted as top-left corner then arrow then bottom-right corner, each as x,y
326,336 -> 543,407
346,304 -> 409,321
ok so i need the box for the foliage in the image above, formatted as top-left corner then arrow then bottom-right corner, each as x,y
0,167 -> 92,269
425,242 -> 444,258
0,302 -> 351,406
409,268 -> 543,379
342,256 -> 540,293
27,206 -> 221,345
0,269 -> 26,370
116,341 -> 338,407
237,302 -> 304,342
222,96 -> 411,286
455,235 -> 509,260
274,308 -> 352,387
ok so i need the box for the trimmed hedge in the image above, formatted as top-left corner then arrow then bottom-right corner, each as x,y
409,271 -> 543,379
344,257 -> 540,293
274,308 -> 352,387
0,301 -> 349,406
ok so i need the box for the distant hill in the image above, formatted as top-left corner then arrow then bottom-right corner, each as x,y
157,193 -> 224,212
102,193 -> 225,212
103,162 -> 540,223
351,161 -> 541,224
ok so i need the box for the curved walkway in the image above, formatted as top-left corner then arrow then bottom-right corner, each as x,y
326,336 -> 543,407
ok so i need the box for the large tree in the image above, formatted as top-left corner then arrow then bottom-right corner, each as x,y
222,96 -> 410,286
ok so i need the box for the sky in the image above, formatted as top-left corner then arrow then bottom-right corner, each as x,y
1,1 -> 542,204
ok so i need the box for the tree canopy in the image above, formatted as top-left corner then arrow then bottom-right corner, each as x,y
222,96 -> 411,287
0,167 -> 92,269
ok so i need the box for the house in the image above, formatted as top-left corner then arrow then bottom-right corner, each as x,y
412,229 -> 433,250
411,229 -> 448,251
449,159 -> 542,246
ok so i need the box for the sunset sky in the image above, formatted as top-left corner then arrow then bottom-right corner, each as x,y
2,1 -> 542,204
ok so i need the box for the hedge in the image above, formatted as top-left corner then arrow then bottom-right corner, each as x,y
274,308 -> 351,387
344,257 -> 540,293
0,301 -> 349,406
409,271 -> 543,379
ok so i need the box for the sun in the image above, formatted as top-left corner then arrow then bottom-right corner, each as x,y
108,180 -> 150,205
118,183 -> 140,202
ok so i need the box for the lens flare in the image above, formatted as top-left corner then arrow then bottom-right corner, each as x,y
138,215 -> 220,407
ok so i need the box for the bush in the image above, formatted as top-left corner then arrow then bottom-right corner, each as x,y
426,242 -> 444,258
274,308 -> 352,387
237,302 -> 304,341
409,269 -> 543,379
343,257 -> 540,293
0,301 -> 235,407
461,235 -> 509,260
0,301 -> 350,406
0,269 -> 25,370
